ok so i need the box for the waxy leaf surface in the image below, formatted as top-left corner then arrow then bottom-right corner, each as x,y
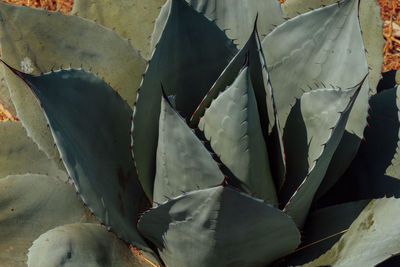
154,96 -> 224,204
7,67 -> 152,253
138,186 -> 300,267
199,67 -> 277,204
132,0 -> 237,199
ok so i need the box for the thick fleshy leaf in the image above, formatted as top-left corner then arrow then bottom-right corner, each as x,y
27,223 -> 159,267
71,0 -> 166,59
305,198 -> 400,266
184,0 -> 285,48
284,81 -> 363,226
198,67 -> 277,204
0,174 -> 97,267
262,0 -> 369,139
281,0 -> 383,94
0,121 -> 67,180
314,130 -> 362,199
138,186 -> 301,267
132,0 -> 237,200
154,95 -> 224,204
189,28 -> 286,188
281,0 -> 337,18
317,87 -> 400,206
0,2 -> 145,163
284,200 -> 369,265
0,67 -> 16,120
5,66 -> 153,253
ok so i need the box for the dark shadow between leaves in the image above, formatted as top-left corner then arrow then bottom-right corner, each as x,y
278,99 -> 309,208
316,88 -> 400,207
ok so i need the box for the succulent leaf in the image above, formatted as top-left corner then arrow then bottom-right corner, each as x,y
0,2 -> 145,164
262,0 -> 369,139
132,0 -> 237,200
318,87 -> 400,205
0,67 -> 17,119
285,200 -> 369,265
0,174 -> 97,266
154,95 -> 224,204
4,66 -> 153,253
185,0 -> 285,48
138,186 -> 301,267
0,121 -> 67,180
304,198 -> 400,266
27,223 -> 158,267
284,80 -> 363,226
190,27 -> 286,190
198,67 -> 278,204
71,0 -> 166,59
281,0 -> 384,94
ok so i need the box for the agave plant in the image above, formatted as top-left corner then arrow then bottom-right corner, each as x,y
0,0 -> 399,266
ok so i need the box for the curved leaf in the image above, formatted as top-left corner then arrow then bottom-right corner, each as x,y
0,2 -> 145,163
318,87 -> 400,206
138,186 -> 300,267
284,81 -> 363,226
0,174 -> 97,267
281,0 -> 337,18
154,95 -> 224,204
27,223 -> 159,267
281,0 -> 383,94
0,121 -> 67,180
132,0 -> 237,200
189,27 -> 286,188
305,198 -> 400,266
185,0 -> 285,48
71,0 -> 166,59
198,67 -> 277,204
0,67 -> 16,120
4,66 -> 153,253
285,200 -> 369,265
262,0 -> 369,139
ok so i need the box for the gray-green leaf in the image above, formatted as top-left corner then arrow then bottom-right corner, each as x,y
138,186 -> 300,267
154,95 -> 224,204
28,223 -> 159,267
284,80 -> 363,226
198,67 -> 277,204
305,198 -> 400,266
5,66 -> 152,253
132,0 -> 237,200
0,174 -> 97,266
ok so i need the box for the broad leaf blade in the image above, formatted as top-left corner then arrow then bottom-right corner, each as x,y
318,87 -> 400,205
285,200 -> 369,265
190,28 -> 286,189
0,121 -> 67,180
132,0 -> 237,200
71,0 -> 166,59
185,0 -> 285,48
198,67 -> 277,204
138,186 -> 300,267
0,2 -> 145,164
5,66 -> 153,253
262,0 -> 369,138
0,174 -> 97,266
305,198 -> 400,266
28,223 -> 159,267
154,95 -> 224,204
281,0 -> 383,93
0,67 -> 17,120
284,80 -> 363,226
